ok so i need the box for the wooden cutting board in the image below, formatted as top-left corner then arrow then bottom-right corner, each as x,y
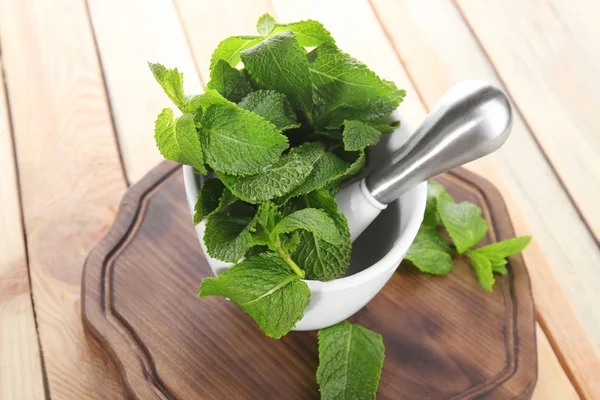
81,161 -> 536,399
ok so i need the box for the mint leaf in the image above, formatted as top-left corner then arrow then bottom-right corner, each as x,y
291,190 -> 352,280
274,208 -> 343,245
369,120 -> 400,133
238,90 -> 300,131
241,31 -> 313,114
472,236 -> 532,259
490,258 -> 508,275
342,120 -> 382,151
405,227 -> 454,275
154,109 -> 207,174
199,103 -> 288,176
207,60 -> 253,103
288,143 -> 349,197
423,180 -> 454,229
194,179 -> 224,224
219,154 -> 313,203
257,13 -> 276,36
203,213 -> 255,262
199,253 -> 310,339
308,45 -> 405,128
210,36 -> 262,70
317,321 -> 384,400
467,251 -> 495,292
148,62 -> 186,110
438,200 -> 488,254
270,20 -> 335,47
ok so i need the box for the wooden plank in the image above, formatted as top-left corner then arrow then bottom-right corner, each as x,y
87,0 -> 203,184
0,0 -> 128,398
268,0 -> 600,398
0,58 -> 46,400
534,325 -> 580,400
454,0 -> 600,242
367,0 -> 600,397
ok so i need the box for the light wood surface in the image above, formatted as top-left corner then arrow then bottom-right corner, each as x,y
0,0 -> 598,398
455,0 -> 600,242
0,58 -> 46,400
0,0 -> 125,397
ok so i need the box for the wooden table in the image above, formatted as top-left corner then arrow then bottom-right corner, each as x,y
0,0 -> 598,398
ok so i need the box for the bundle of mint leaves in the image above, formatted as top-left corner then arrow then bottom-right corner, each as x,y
150,13 -> 531,400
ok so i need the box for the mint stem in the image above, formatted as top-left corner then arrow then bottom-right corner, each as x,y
275,242 -> 305,278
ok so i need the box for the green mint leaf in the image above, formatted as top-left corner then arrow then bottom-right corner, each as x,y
256,201 -> 281,234
154,109 -> 207,174
467,251 -> 495,292
472,236 -> 532,259
423,180 -> 454,229
342,120 -> 383,151
203,213 -> 256,262
274,208 -> 343,245
270,19 -> 335,47
148,62 -> 186,110
287,143 -> 350,197
291,190 -> 352,280
241,31 -> 313,115
219,154 -> 313,203
238,90 -> 300,131
199,103 -> 288,176
199,253 -> 310,339
490,258 -> 508,275
184,90 -> 233,115
210,36 -> 262,70
369,120 -> 400,133
405,227 -> 454,275
308,45 -> 405,128
257,13 -> 276,36
207,60 -> 254,103
438,200 -> 488,254
194,179 -> 224,224
317,321 -> 384,400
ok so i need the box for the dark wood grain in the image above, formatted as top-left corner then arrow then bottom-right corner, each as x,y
81,161 -> 537,399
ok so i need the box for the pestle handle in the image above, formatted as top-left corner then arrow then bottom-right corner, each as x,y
366,80 -> 512,204
336,80 -> 512,241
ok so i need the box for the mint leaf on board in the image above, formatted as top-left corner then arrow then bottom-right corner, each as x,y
308,45 -> 405,128
241,31 -> 313,115
219,154 -> 313,203
148,62 -> 186,110
194,179 -> 224,224
199,253 -> 310,339
154,109 -> 207,174
274,208 -> 343,245
203,213 -> 256,262
257,13 -> 276,36
405,227 -> 454,275
471,236 -> 532,260
317,321 -> 385,400
287,143 -> 350,197
238,90 -> 300,131
342,120 -> 383,151
490,258 -> 508,275
199,103 -> 288,176
467,251 -> 495,292
423,180 -> 455,229
209,36 -> 262,70
207,60 -> 254,103
270,19 -> 335,47
291,189 -> 352,281
438,199 -> 488,254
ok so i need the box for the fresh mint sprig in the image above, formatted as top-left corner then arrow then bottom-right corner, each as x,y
406,181 -> 531,292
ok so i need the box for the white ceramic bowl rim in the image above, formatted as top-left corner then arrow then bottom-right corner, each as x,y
183,167 -> 427,294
